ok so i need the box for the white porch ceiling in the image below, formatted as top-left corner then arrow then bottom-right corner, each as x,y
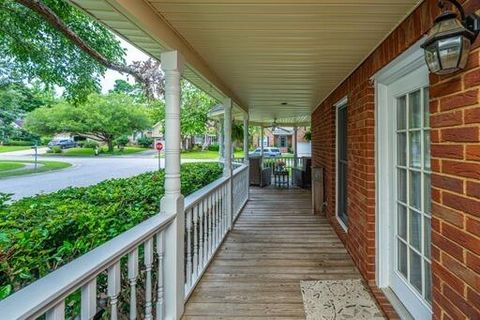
71,0 -> 422,125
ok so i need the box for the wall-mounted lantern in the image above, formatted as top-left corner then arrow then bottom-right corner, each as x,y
422,0 -> 480,75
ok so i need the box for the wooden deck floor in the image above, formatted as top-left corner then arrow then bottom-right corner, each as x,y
183,187 -> 361,319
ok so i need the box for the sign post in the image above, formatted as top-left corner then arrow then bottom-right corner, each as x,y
31,143 -> 38,170
155,141 -> 164,171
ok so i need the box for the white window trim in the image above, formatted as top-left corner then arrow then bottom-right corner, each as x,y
335,96 -> 348,232
373,37 -> 431,320
373,38 -> 425,289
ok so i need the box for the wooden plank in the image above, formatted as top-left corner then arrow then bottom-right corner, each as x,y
183,186 -> 361,319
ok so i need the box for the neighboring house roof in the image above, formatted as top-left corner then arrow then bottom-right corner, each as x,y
272,127 -> 294,135
152,121 -> 163,130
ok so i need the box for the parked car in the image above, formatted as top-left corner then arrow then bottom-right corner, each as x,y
48,139 -> 77,149
249,147 -> 282,157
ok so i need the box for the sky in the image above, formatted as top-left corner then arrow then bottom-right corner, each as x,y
99,37 -> 150,93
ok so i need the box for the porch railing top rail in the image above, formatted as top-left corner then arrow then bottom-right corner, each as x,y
0,210 -> 176,320
183,163 -> 247,212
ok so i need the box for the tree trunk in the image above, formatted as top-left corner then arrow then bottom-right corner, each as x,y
107,140 -> 114,152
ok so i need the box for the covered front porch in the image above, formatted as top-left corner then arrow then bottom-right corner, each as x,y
184,187 -> 359,319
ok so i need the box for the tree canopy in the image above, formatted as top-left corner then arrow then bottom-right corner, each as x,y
0,81 -> 56,142
0,0 -> 127,102
180,81 -> 216,138
25,93 -> 152,150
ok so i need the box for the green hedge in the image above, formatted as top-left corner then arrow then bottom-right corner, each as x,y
0,162 -> 223,299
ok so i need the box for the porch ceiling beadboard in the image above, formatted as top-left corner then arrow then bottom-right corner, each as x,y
71,0 -> 421,124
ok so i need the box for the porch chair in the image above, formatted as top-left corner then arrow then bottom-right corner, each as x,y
292,157 -> 312,188
249,156 -> 272,187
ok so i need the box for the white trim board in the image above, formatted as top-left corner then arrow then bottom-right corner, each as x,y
335,96 -> 348,232
374,37 -> 431,320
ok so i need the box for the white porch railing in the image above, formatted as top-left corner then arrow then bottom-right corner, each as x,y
0,163 -> 249,320
232,164 -> 249,221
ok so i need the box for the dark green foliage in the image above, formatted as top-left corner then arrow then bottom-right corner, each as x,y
114,136 -> 130,149
77,140 -> 99,149
137,136 -> 153,148
208,143 -> 219,151
2,140 -> 34,146
0,162 -> 223,298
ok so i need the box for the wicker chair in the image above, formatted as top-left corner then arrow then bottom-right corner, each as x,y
292,157 -> 312,188
249,156 -> 272,187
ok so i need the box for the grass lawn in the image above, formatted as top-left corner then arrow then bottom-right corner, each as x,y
44,146 -> 148,157
0,162 -> 26,172
0,160 -> 71,178
0,146 -> 32,153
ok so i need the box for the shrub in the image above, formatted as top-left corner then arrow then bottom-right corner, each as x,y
0,162 -> 223,299
3,140 -> 33,146
40,137 -> 52,146
137,136 -> 153,148
79,140 -> 99,149
50,145 -> 62,153
115,136 -> 130,149
208,143 -> 219,151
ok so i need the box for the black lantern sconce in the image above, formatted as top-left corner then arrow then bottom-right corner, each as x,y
422,0 -> 480,75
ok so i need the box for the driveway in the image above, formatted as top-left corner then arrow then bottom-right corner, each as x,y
0,149 -> 213,200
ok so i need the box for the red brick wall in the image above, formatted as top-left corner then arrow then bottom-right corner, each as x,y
311,0 -> 480,318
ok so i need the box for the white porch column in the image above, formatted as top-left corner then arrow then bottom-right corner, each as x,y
223,98 -> 233,228
294,126 -> 298,167
160,50 -> 185,320
260,126 -> 264,155
218,119 -> 224,161
243,113 -> 249,164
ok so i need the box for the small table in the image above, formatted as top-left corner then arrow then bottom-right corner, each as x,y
274,170 -> 289,188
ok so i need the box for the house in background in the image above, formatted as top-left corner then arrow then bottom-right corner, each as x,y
253,126 -> 311,155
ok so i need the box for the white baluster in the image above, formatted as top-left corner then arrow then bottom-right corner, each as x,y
198,203 -> 204,273
208,195 -> 213,256
213,191 -> 217,248
108,262 -> 121,320
81,279 -> 96,320
128,248 -> 138,320
156,232 -> 164,320
222,185 -> 226,234
186,209 -> 192,289
46,301 -> 65,320
144,238 -> 154,320
203,198 -> 208,264
193,205 -> 199,281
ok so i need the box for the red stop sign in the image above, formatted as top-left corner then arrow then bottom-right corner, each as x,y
155,141 -> 163,151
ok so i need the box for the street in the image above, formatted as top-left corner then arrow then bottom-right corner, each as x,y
0,149 -> 206,200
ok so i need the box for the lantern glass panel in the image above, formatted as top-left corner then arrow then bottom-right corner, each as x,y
425,45 -> 441,73
438,36 -> 462,70
459,37 -> 472,69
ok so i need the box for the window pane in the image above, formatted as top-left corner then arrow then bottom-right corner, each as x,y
424,130 -> 431,171
410,171 -> 421,210
398,240 -> 408,278
397,96 -> 407,130
409,90 -> 422,129
424,174 -> 431,215
410,131 -> 421,169
424,217 -> 431,259
410,250 -> 422,294
424,87 -> 430,128
410,210 -> 421,251
398,169 -> 407,203
397,133 -> 406,166
398,204 -> 407,240
425,262 -> 432,304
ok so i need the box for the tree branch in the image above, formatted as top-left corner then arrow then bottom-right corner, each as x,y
15,0 -> 151,95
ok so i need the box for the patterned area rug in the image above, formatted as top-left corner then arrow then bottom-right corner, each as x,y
300,279 -> 386,320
